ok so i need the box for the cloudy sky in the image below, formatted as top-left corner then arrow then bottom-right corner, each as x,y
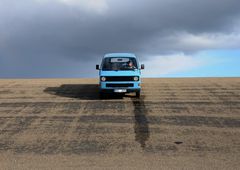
0,0 -> 240,78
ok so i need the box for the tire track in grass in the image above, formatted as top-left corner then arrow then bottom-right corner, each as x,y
131,96 -> 150,149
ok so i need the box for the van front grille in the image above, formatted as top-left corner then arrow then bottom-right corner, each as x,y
105,76 -> 136,81
106,83 -> 134,87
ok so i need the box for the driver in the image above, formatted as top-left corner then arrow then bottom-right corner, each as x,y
126,61 -> 136,69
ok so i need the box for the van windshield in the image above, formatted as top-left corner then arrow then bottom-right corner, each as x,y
102,57 -> 138,71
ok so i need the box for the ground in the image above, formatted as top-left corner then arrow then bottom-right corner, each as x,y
0,78 -> 239,170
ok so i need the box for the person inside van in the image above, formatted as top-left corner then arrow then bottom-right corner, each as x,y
126,61 -> 136,69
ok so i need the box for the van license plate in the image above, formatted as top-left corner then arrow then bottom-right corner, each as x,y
114,89 -> 127,93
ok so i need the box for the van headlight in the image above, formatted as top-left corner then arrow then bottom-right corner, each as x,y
101,76 -> 106,81
133,76 -> 139,81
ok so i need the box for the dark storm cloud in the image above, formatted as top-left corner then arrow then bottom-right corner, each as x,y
0,0 -> 240,77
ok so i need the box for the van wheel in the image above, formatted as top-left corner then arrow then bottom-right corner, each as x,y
136,91 -> 140,98
99,92 -> 105,99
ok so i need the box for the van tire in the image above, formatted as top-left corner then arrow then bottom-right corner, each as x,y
99,92 -> 105,99
136,91 -> 140,98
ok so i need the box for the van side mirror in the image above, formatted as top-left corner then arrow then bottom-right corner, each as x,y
141,64 -> 145,69
96,65 -> 99,70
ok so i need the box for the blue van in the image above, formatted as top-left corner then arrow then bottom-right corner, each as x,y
96,53 -> 144,98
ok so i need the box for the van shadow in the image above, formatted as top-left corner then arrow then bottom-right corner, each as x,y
44,84 -> 124,100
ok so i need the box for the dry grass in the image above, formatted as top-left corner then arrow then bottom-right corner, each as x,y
0,78 -> 239,169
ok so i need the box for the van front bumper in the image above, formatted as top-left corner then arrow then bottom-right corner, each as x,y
100,88 -> 140,93
99,81 -> 141,93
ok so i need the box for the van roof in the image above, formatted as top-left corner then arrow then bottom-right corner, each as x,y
103,53 -> 137,58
